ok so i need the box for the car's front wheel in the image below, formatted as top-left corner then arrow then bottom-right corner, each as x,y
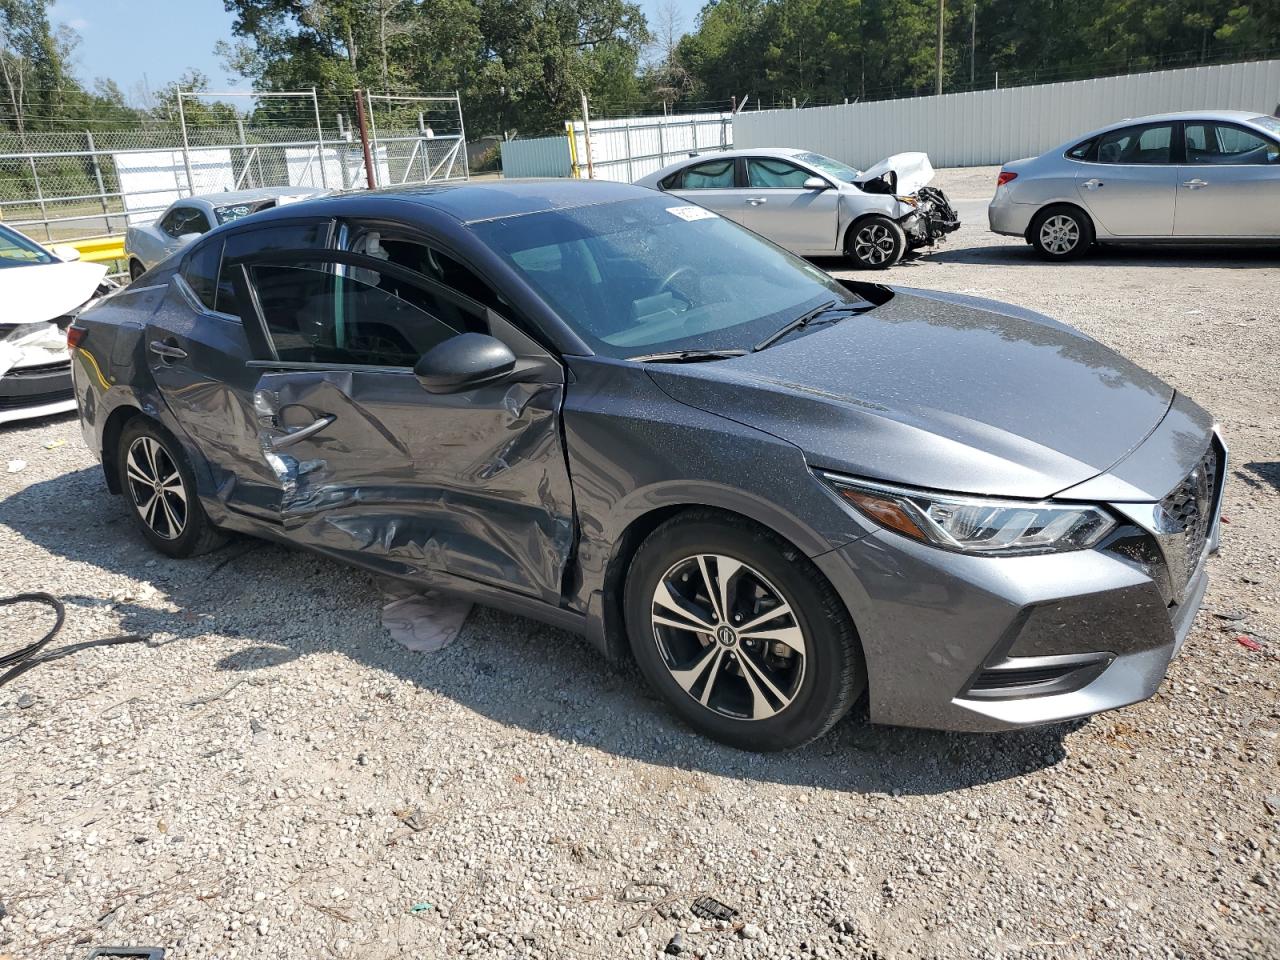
1030,206 -> 1094,260
846,215 -> 906,269
117,418 -> 225,558
624,512 -> 864,751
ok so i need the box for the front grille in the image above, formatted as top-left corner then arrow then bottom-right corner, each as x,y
0,387 -> 74,410
1159,442 -> 1220,585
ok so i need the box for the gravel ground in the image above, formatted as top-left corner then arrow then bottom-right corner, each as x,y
2,169 -> 1278,960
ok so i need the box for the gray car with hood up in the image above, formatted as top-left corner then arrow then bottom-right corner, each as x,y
68,180 -> 1222,750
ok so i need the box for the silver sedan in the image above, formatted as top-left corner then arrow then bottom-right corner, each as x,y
636,147 -> 959,268
125,186 -> 328,279
990,110 -> 1280,259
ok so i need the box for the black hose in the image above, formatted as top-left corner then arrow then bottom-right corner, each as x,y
1,593 -> 147,689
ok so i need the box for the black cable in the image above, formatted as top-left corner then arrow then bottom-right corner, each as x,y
0,594 -> 148,689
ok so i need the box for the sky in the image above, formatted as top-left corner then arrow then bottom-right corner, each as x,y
49,0 -> 708,102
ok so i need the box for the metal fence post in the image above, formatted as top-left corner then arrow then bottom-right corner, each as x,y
175,88 -> 196,196
456,91 -> 470,180
86,131 -> 110,228
29,155 -> 50,241
235,116 -> 251,189
624,124 -> 633,182
311,87 -> 329,189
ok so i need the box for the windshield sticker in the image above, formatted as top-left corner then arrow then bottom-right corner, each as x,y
667,205 -> 719,222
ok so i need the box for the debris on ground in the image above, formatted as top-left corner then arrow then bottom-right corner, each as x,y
5,460 -> 24,473
663,931 -> 685,955
690,895 -> 738,922
380,581 -> 472,653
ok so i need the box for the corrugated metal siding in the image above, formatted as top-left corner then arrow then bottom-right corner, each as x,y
735,60 -> 1280,168
500,136 -> 572,178
566,113 -> 734,182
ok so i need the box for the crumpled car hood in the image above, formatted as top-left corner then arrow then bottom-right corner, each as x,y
853,152 -> 935,194
0,259 -> 108,326
648,287 -> 1174,499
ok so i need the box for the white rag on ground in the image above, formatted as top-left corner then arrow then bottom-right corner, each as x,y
379,580 -> 473,653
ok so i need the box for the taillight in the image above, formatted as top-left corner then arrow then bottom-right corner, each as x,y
66,325 -> 87,349
996,171 -> 1018,187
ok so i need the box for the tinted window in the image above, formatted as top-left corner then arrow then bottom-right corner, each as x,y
1185,122 -> 1278,165
1095,123 -> 1173,164
217,222 -> 329,317
473,195 -> 866,360
747,158 -> 813,188
181,239 -> 222,311
250,261 -> 462,367
679,159 -> 735,189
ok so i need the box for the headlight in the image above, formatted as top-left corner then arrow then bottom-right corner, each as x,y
821,473 -> 1115,555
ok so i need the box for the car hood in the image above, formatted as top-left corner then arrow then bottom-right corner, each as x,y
852,152 -> 935,194
0,259 -> 108,325
647,287 -> 1174,499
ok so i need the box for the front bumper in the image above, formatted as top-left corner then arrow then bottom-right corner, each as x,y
0,359 -> 77,426
813,434 -> 1224,733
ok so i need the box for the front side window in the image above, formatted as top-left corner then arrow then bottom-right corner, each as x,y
1185,122 -> 1278,165
1095,123 -> 1173,164
0,225 -> 55,268
249,261 -> 463,367
217,222 -> 330,318
473,195 -> 868,359
747,157 -> 815,188
678,159 -> 735,189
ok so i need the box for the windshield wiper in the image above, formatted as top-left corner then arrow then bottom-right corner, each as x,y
628,349 -> 748,363
753,299 -> 864,352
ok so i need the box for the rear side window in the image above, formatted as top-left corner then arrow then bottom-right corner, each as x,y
217,222 -> 330,318
1066,138 -> 1095,160
181,239 -> 222,312
1095,123 -> 1173,164
248,261 -> 469,367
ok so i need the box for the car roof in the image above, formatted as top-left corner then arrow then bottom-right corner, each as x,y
176,186 -> 327,211
240,177 -> 660,226
1081,109 -> 1273,137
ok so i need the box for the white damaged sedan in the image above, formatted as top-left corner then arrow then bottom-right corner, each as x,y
0,224 -> 115,425
636,148 -> 959,268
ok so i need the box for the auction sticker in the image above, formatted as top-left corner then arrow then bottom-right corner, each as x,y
667,205 -> 719,222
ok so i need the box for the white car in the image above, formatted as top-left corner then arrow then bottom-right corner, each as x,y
125,186 -> 329,279
0,224 -> 114,425
636,148 -> 960,268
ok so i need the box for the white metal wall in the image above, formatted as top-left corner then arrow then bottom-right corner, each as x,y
500,136 -> 572,178
566,112 -> 734,182
734,60 -> 1280,168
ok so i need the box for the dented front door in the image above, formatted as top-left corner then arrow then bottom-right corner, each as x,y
231,249 -> 575,604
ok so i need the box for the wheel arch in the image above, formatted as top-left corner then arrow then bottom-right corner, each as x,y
841,209 -> 902,255
100,403 -> 146,494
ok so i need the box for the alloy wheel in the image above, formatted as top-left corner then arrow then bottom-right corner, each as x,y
854,224 -> 896,265
650,554 -> 806,721
1039,214 -> 1080,255
125,436 -> 188,541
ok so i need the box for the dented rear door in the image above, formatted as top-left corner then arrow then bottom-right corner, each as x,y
230,249 -> 574,603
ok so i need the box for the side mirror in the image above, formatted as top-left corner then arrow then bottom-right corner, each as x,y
802,176 -> 829,190
50,243 -> 81,262
414,332 -> 516,394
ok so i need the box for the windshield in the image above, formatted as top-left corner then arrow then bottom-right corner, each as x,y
472,196 -> 869,359
215,199 -> 275,224
794,151 -> 862,182
0,225 -> 56,268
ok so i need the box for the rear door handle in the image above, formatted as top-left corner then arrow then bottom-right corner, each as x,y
1183,178 -> 1209,189
747,196 -> 768,205
270,414 -> 336,450
148,339 -> 187,361
1082,178 -> 1104,190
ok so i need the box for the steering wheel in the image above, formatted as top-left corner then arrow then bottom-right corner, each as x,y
656,264 -> 698,308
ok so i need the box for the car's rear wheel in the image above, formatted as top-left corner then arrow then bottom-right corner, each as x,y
623,512 -> 864,751
1030,206 -> 1094,260
117,418 -> 225,558
846,215 -> 906,269
128,259 -> 146,281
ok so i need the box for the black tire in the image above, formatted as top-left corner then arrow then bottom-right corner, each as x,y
1029,206 -> 1094,261
623,511 -> 865,751
128,259 -> 146,281
846,215 -> 906,269
117,418 -> 225,558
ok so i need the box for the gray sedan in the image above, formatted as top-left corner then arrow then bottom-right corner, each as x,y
990,110 -> 1280,259
125,186 -> 327,279
636,147 -> 959,268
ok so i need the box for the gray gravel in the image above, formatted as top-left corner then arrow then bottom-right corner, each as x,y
2,169 -> 1278,959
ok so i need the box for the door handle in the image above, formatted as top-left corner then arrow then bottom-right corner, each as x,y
270,414 -> 336,450
148,339 -> 187,361
1082,178 -> 1104,190
747,197 -> 768,205
1183,178 -> 1209,189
